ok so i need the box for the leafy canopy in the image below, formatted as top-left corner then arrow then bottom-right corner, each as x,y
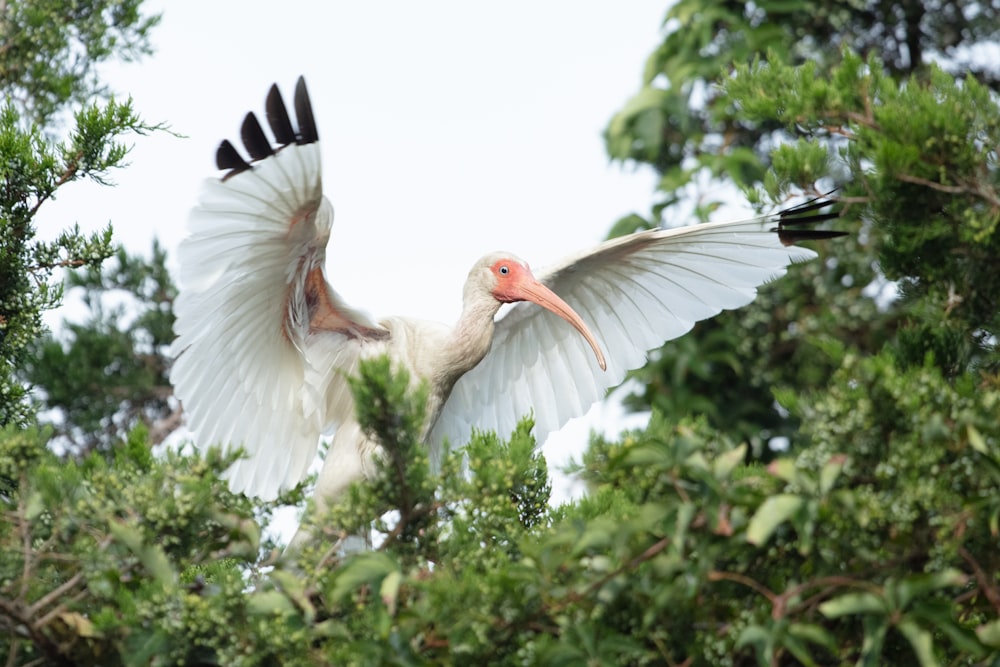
0,0 -> 163,427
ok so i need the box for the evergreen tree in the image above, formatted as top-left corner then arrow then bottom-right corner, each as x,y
24,241 -> 178,455
0,0 -> 161,427
604,0 -> 999,454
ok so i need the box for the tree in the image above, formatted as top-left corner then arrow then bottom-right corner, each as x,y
1,0 -> 159,125
0,0 -> 161,428
24,241 -> 178,455
603,0 -> 999,455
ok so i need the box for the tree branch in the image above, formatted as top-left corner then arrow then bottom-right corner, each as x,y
960,546 -> 1000,615
896,173 -> 1000,208
26,573 -> 84,619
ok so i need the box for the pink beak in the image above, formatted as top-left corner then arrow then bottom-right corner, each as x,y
512,278 -> 608,372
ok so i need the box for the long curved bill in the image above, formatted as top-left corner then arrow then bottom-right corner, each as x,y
516,278 -> 608,371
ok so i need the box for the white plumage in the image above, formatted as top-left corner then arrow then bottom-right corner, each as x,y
170,77 -> 840,535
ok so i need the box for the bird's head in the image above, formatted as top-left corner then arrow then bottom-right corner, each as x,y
469,252 -> 607,371
485,255 -> 538,304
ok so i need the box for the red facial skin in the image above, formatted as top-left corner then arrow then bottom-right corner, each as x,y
489,259 -> 607,371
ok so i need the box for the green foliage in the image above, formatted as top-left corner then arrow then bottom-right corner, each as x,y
24,241 -> 178,453
300,359 -> 552,566
0,423 -> 265,665
7,355 -> 998,665
606,0 -> 1000,204
721,50 -> 1000,374
606,1 -> 1000,450
619,229 -> 889,457
0,0 -> 163,427
1,0 -> 160,126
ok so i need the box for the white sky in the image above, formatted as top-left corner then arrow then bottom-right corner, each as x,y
36,1 -> 672,502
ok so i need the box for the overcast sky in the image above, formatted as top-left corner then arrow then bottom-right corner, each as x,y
40,1 -> 670,317
36,1 -> 677,501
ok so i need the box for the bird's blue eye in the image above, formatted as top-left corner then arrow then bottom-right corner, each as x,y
499,265 -> 509,274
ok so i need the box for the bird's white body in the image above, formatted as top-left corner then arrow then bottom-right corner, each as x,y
170,79 -> 838,543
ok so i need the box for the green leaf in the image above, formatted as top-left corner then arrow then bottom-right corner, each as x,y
787,622 -> 838,652
767,458 -> 797,483
735,623 -> 770,649
25,490 -> 46,521
908,599 -> 985,656
380,569 -> 403,616
270,569 -> 316,623
108,520 -> 176,586
247,590 -> 296,617
896,619 -> 938,667
819,592 -> 886,618
124,629 -> 170,667
746,494 -> 804,545
976,619 -> 1000,648
967,424 -> 987,454
211,509 -> 261,556
606,213 -> 653,239
781,632 -> 823,667
329,551 -> 400,600
818,455 -> 847,495
858,615 -> 890,667
572,517 -> 616,555
672,501 -> 696,553
763,0 -> 809,13
712,443 -> 747,480
966,425 -> 1000,482
895,569 -> 966,609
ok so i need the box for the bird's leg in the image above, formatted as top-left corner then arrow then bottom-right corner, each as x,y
287,421 -> 380,553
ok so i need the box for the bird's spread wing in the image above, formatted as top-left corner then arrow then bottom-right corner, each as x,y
430,200 -> 841,449
170,78 -> 388,500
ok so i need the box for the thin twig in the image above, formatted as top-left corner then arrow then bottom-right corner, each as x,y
27,159 -> 80,219
5,636 -> 18,667
27,573 -> 84,618
378,500 -> 443,551
895,173 -> 969,194
29,258 -> 89,273
708,570 -> 778,606
818,124 -> 855,138
555,536 -> 671,611
960,546 -> 1000,615
33,589 -> 88,631
845,110 -> 879,130
17,473 -> 33,600
895,173 -> 1000,208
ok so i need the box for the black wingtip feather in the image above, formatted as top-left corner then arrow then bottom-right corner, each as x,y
773,194 -> 846,246
212,77 -> 320,179
294,77 -> 318,144
265,84 -> 296,146
779,196 -> 834,219
780,229 -> 848,243
240,113 -> 274,160
780,210 -> 841,227
216,139 -> 251,177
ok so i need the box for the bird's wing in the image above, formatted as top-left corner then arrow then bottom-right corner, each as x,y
430,201 -> 841,450
170,78 -> 389,500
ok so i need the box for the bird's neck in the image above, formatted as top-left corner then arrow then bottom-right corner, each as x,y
440,295 -> 502,382
419,291 -> 501,446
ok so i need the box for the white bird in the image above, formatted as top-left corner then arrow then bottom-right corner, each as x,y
170,78 -> 841,540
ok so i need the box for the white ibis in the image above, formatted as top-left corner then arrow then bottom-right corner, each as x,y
170,77 -> 841,536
